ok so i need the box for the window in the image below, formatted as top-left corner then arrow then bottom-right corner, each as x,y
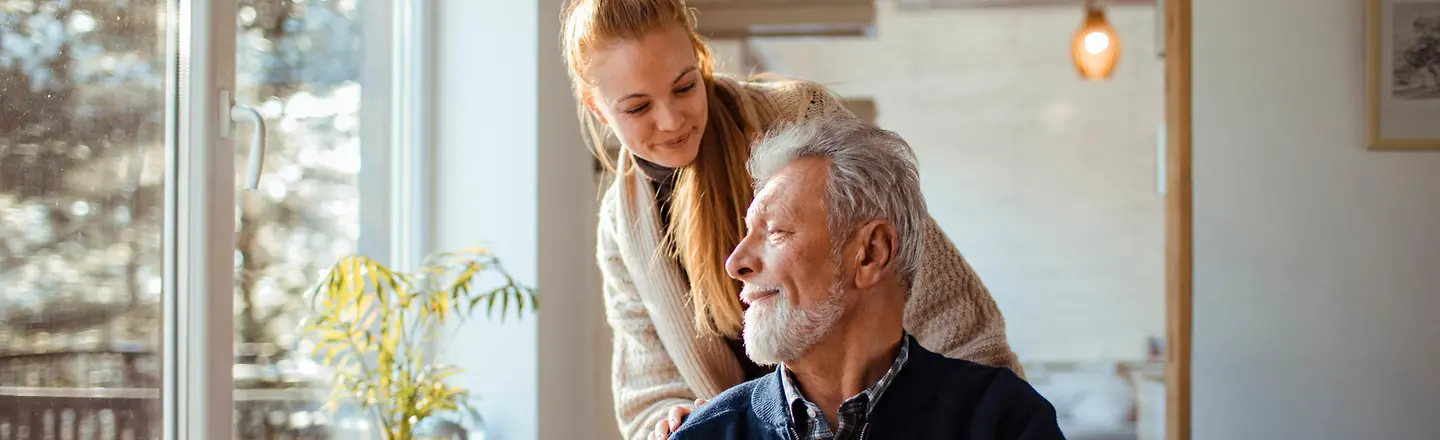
0,0 -> 424,438
1,0 -> 168,438
231,0 -> 369,436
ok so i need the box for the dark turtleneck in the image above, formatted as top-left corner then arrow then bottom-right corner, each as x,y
633,156 -> 770,382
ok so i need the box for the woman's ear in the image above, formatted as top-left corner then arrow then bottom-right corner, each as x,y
583,93 -> 609,126
851,220 -> 897,289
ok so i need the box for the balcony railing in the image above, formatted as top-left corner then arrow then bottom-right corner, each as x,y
0,386 -> 157,440
0,346 -> 368,440
0,387 -> 362,440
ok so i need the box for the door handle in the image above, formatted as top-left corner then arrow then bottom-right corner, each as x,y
217,89 -> 268,190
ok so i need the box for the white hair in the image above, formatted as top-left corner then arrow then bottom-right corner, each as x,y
747,116 -> 928,288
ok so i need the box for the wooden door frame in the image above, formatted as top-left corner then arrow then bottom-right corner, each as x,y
1163,0 -> 1192,439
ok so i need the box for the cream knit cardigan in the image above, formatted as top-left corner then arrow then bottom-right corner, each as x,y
594,74 -> 1021,440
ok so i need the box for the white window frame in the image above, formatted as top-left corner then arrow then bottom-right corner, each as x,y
167,0 -> 238,437
162,0 -> 432,437
359,0 -> 435,271
387,0 -> 436,271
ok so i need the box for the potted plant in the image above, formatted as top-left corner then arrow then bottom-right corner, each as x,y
300,248 -> 536,440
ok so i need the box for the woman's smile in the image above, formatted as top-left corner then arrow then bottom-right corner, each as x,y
656,128 -> 693,150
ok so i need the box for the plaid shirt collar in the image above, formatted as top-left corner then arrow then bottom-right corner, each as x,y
779,333 -> 911,440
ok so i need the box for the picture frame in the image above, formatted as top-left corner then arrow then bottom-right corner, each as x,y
1366,0 -> 1440,150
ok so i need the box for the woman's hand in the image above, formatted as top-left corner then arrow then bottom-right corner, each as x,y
649,399 -> 707,440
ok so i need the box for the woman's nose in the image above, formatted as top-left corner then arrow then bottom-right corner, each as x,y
654,103 -> 683,132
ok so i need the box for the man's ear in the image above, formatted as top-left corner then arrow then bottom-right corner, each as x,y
583,93 -> 609,126
851,220 -> 897,289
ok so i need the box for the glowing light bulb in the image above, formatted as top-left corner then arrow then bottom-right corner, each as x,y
1071,6 -> 1121,81
1084,31 -> 1110,54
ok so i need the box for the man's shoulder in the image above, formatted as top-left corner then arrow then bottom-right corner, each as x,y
687,379 -> 759,423
907,344 -> 1054,409
669,376 -> 771,439
878,345 -> 1065,438
915,344 -> 1016,384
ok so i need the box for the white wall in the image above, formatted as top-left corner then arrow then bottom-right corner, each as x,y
1192,0 -> 1440,439
535,0 -> 615,437
434,0 -> 611,439
745,3 -> 1166,363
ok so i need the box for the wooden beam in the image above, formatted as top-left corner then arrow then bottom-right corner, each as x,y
895,0 -> 1155,9
690,0 -> 875,38
843,98 -> 877,123
1163,0 -> 1191,439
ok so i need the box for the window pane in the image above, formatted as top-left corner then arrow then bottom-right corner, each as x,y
230,0 -> 365,438
0,1 -> 168,439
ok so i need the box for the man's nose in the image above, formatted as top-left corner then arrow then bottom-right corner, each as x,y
725,237 -> 760,281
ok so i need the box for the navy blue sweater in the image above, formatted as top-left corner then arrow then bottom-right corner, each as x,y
669,337 -> 1066,440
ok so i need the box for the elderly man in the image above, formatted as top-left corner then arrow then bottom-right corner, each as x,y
669,116 -> 1063,440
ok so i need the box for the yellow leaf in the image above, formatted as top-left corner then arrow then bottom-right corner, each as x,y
366,260 -> 389,306
357,300 -> 380,329
299,321 -> 325,334
433,296 -> 449,321
319,329 -> 350,343
381,323 -> 400,356
310,340 -> 333,359
432,366 -> 463,380
323,344 -> 346,365
346,256 -> 364,308
379,270 -> 403,306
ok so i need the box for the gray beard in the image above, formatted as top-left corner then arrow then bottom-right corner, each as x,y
741,282 -> 847,366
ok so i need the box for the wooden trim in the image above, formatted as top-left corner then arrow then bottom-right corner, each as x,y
1163,0 -> 1192,439
693,2 -> 875,39
843,98 -> 878,123
894,0 -> 1155,10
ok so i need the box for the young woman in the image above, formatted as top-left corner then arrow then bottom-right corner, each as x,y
561,1 -> 1022,438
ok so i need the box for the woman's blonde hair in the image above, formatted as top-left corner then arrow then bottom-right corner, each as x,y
562,0 -> 758,338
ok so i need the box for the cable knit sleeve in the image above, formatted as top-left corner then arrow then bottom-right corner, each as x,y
904,215 -> 1026,378
727,75 -> 856,132
595,190 -> 696,440
774,79 -> 855,124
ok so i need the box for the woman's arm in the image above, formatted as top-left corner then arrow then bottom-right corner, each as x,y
904,215 -> 1026,378
595,194 -> 699,440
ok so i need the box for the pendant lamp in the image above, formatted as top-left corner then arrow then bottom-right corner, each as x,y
1072,3 -> 1120,80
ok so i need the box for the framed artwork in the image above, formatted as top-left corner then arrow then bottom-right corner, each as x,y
1366,0 -> 1440,149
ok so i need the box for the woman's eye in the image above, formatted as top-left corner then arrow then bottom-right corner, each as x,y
624,103 -> 649,114
675,82 -> 697,94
